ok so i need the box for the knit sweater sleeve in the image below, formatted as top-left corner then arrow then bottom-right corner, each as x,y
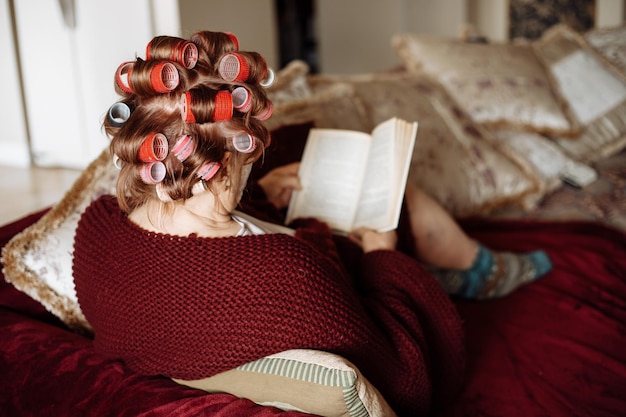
358,250 -> 466,411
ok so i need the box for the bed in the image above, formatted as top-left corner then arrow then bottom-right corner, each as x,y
2,24 -> 626,417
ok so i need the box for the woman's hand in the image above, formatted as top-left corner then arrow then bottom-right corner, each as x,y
349,228 -> 398,253
257,162 -> 302,209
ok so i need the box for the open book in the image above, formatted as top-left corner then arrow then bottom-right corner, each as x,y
285,117 -> 418,234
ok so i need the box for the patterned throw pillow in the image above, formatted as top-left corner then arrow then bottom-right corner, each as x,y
392,33 -> 578,137
534,24 -> 626,162
174,349 -> 397,417
309,72 -> 544,216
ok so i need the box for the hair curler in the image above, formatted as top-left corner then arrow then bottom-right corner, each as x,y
231,86 -> 252,112
180,88 -> 233,123
149,61 -> 180,93
171,135 -> 196,162
146,38 -> 198,69
115,62 -> 134,94
140,161 -> 166,184
231,133 -> 256,153
218,53 -> 250,82
197,162 -> 221,181
254,101 -> 273,121
260,68 -> 275,87
107,102 -> 132,127
138,133 -> 169,162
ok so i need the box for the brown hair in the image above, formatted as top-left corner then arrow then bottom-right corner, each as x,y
104,31 -> 273,213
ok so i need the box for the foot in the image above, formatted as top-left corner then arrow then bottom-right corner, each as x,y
432,245 -> 552,299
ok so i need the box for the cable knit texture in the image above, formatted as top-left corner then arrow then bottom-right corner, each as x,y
73,195 -> 465,417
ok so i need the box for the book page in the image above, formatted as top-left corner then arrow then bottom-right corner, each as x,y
352,119 -> 396,230
354,118 -> 418,231
285,129 -> 371,232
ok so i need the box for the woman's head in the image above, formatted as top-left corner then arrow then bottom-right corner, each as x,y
104,31 -> 274,213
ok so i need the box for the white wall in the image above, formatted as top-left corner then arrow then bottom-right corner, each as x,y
316,0 -> 468,74
0,0 -> 30,167
178,0 -> 279,69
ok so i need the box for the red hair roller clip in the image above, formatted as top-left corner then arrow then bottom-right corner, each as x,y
218,53 -> 250,82
146,39 -> 198,69
138,133 -> 169,162
150,62 -> 180,93
213,90 -> 233,121
180,92 -> 195,123
115,62 -> 134,94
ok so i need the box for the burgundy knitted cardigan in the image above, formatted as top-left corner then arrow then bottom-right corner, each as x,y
73,195 -> 465,416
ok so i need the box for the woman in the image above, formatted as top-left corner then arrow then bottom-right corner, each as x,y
72,30 -> 550,416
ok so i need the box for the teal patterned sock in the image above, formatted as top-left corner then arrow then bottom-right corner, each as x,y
433,245 -> 552,299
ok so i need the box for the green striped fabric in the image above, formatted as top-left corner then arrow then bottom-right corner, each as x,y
238,357 -> 370,417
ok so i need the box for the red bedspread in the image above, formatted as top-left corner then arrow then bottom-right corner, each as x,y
1,210 -> 625,417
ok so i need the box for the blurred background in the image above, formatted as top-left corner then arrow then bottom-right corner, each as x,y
1,0 -> 624,170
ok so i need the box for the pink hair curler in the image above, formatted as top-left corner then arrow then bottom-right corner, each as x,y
138,133 -> 169,162
150,62 -> 180,93
231,86 -> 252,112
254,101 -> 273,121
171,134 -> 196,162
197,162 -> 221,181
231,133 -> 256,153
218,53 -> 250,82
140,161 -> 166,184
115,62 -> 134,94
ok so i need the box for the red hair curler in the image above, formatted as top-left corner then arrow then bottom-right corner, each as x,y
149,62 -> 180,93
180,92 -> 195,123
115,62 -> 134,94
181,89 -> 232,123
218,53 -> 250,82
138,133 -> 169,162
213,90 -> 233,121
146,38 -> 198,69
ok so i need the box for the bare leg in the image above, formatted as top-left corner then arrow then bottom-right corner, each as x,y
404,183 -> 478,269
404,184 -> 552,299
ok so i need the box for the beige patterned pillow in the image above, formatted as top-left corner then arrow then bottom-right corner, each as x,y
309,72 -> 543,216
2,149 -> 117,332
585,25 -> 626,76
392,33 -> 578,137
534,24 -> 626,163
266,59 -> 313,104
264,83 -> 370,132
